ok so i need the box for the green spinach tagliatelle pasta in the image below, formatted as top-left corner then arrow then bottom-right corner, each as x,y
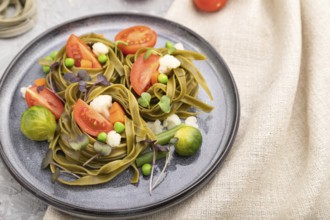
40,33 -> 213,186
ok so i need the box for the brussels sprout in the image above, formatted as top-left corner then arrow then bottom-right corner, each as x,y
174,126 -> 202,156
20,106 -> 56,141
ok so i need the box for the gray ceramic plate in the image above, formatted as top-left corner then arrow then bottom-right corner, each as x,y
0,13 -> 239,219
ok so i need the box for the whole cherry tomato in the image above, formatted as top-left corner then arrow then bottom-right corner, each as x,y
193,0 -> 227,12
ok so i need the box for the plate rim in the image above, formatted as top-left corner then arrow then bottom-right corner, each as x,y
0,12 -> 240,219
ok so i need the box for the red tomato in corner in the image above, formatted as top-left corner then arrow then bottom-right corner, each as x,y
130,53 -> 160,96
115,25 -> 157,55
73,99 -> 113,137
66,34 -> 102,68
25,86 -> 64,119
193,0 -> 227,12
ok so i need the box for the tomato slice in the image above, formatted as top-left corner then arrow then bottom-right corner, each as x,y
115,25 -> 157,55
25,86 -> 64,120
66,34 -> 102,68
130,53 -> 160,96
73,99 -> 113,137
193,0 -> 227,12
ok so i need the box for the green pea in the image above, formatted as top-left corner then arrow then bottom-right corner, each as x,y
43,66 -> 50,74
141,163 -> 152,176
64,58 -> 75,68
165,41 -> 176,54
165,41 -> 174,49
97,132 -> 108,143
98,54 -> 108,64
50,51 -> 58,60
158,73 -> 168,84
44,56 -> 53,61
114,122 -> 125,133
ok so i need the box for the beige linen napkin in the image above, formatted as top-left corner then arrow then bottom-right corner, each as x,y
44,0 -> 330,219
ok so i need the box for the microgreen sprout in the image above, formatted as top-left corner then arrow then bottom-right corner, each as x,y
95,74 -> 111,86
63,71 -> 110,101
41,149 -> 80,183
83,141 -> 112,167
138,92 -> 151,108
140,139 -> 170,195
63,70 -> 91,87
44,61 -> 65,104
67,133 -> 89,151
50,61 -> 60,72
83,74 -> 111,101
158,95 -> 171,113
36,60 -> 65,103
51,167 -> 61,183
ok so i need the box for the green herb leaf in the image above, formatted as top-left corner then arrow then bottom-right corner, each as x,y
138,92 -> 151,108
93,141 -> 112,156
158,95 -> 171,113
68,134 -> 89,151
41,149 -> 54,169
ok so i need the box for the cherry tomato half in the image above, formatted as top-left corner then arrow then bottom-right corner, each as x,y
130,53 -> 160,96
115,25 -> 157,55
25,86 -> 64,120
73,99 -> 113,137
66,34 -> 102,68
193,0 -> 227,12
